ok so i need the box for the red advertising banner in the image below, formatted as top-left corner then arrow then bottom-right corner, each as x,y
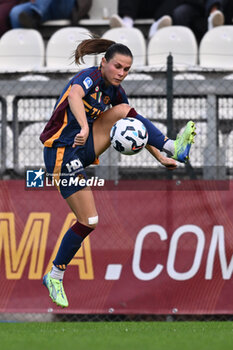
0,179 -> 233,314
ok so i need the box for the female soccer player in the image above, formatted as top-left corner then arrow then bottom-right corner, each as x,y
40,38 -> 196,308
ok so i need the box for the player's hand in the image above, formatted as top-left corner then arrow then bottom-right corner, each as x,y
160,156 -> 177,170
72,126 -> 89,147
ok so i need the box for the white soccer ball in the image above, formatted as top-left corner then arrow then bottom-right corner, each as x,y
110,118 -> 148,155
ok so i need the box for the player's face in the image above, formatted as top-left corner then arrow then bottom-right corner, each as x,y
101,54 -> 132,86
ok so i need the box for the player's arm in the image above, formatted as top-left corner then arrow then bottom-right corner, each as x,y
68,84 -> 89,147
146,144 -> 177,170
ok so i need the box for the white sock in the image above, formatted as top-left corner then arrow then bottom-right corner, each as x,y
122,16 -> 134,28
50,265 -> 65,280
162,139 -> 175,155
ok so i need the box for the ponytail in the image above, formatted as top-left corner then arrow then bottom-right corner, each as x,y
75,38 -> 115,65
74,37 -> 133,65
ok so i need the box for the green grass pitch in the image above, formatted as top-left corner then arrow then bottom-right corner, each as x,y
0,321 -> 233,350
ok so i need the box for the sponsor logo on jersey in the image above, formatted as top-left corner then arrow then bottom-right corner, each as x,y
83,77 -> 93,89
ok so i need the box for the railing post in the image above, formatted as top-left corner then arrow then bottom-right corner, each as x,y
166,53 -> 175,139
0,97 -> 7,176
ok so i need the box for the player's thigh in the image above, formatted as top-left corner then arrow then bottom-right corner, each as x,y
65,186 -> 98,227
93,103 -> 131,157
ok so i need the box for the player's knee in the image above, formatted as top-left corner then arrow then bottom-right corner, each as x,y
87,215 -> 99,229
114,103 -> 131,118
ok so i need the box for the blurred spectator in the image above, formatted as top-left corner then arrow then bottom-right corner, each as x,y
206,0 -> 225,30
9,0 -> 92,29
110,0 -> 180,39
71,0 -> 92,26
173,1 -> 225,43
0,0 -> 27,36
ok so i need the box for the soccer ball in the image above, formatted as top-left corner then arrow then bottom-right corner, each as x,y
110,118 -> 148,155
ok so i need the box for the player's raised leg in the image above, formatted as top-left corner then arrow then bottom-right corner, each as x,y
145,120 -> 196,163
93,105 -> 196,164
93,103 -> 131,156
126,108 -> 196,164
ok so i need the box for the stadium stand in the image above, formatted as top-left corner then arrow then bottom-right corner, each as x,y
147,26 -> 198,69
46,27 -> 95,69
0,29 -> 45,71
79,0 -> 153,37
99,27 -> 146,67
0,19 -> 232,179
41,0 -> 117,39
82,0 -> 117,21
199,25 -> 233,69
41,0 -> 153,39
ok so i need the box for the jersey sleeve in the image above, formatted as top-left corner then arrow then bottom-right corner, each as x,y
112,85 -> 129,106
71,68 -> 100,95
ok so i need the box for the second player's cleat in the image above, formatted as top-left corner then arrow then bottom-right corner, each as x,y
43,271 -> 69,308
172,121 -> 196,163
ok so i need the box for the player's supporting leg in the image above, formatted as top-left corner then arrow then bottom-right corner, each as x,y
43,187 -> 98,308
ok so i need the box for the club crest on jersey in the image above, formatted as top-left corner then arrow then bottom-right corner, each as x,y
83,77 -> 93,89
103,96 -> 110,104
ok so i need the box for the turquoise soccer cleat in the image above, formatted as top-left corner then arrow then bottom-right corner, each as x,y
172,121 -> 196,163
43,271 -> 69,308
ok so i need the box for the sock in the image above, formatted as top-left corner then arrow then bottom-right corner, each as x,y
126,108 -> 168,151
50,265 -> 65,280
162,139 -> 175,156
53,221 -> 94,272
